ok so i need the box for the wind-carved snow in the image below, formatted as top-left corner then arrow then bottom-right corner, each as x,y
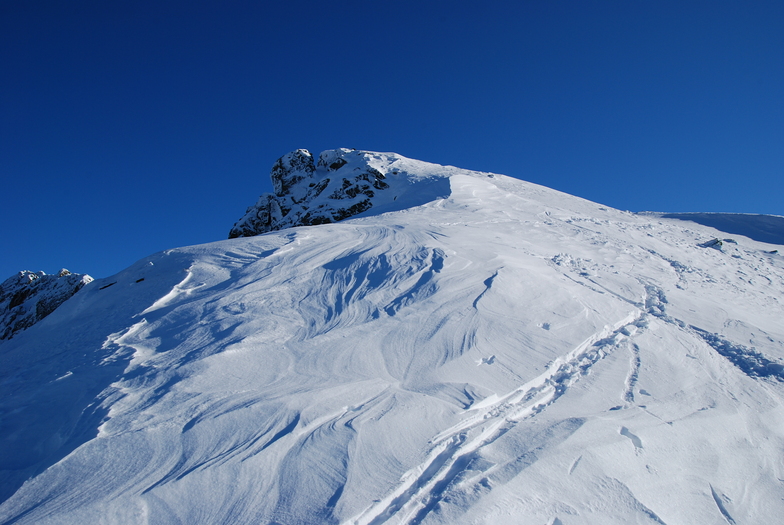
347,310 -> 642,525
1,150 -> 783,525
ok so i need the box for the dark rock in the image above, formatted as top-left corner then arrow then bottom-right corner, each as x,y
229,149 -> 397,238
270,149 -> 316,196
228,194 -> 282,239
329,159 -> 347,170
332,199 -> 372,221
0,269 -> 93,341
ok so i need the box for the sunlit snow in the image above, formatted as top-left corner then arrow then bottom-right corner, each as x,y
1,151 -> 783,524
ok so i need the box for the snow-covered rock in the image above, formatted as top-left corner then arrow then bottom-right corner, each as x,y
229,148 -> 453,237
1,151 -> 783,524
0,269 -> 92,341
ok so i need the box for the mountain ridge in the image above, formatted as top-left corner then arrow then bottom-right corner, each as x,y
7,149 -> 779,351
1,151 -> 783,524
638,211 -> 784,246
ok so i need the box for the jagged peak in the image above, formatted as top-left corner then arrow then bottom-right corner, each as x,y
228,148 -> 455,239
0,269 -> 93,341
270,149 -> 316,195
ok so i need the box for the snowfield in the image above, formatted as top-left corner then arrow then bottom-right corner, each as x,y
1,151 -> 783,524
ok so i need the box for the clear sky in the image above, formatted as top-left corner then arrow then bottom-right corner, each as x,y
2,0 -> 783,279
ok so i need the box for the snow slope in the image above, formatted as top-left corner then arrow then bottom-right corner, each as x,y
1,151 -> 783,524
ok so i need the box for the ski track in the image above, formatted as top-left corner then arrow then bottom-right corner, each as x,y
709,484 -> 737,525
344,309 -> 643,525
567,455 -> 582,475
619,426 -> 643,451
640,279 -> 784,383
622,342 -> 641,405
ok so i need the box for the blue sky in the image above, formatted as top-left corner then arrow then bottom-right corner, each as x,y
2,0 -> 783,279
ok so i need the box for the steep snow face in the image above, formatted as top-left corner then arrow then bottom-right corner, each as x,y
1,155 -> 784,525
228,148 -> 453,238
0,269 -> 92,340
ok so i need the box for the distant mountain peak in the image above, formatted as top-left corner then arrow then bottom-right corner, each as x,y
228,148 -> 450,238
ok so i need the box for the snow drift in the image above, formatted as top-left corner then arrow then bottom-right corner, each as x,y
1,150 -> 783,525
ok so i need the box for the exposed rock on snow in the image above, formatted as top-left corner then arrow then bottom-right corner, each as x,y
0,269 -> 92,340
229,148 -> 438,238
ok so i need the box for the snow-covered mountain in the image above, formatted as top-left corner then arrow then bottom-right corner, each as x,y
0,269 -> 92,341
1,150 -> 783,525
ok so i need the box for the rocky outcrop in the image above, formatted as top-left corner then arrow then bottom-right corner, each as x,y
0,269 -> 93,341
229,149 -> 395,238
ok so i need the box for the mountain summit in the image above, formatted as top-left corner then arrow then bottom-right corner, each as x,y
1,151 -> 783,524
0,269 -> 92,340
229,148 -> 453,238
